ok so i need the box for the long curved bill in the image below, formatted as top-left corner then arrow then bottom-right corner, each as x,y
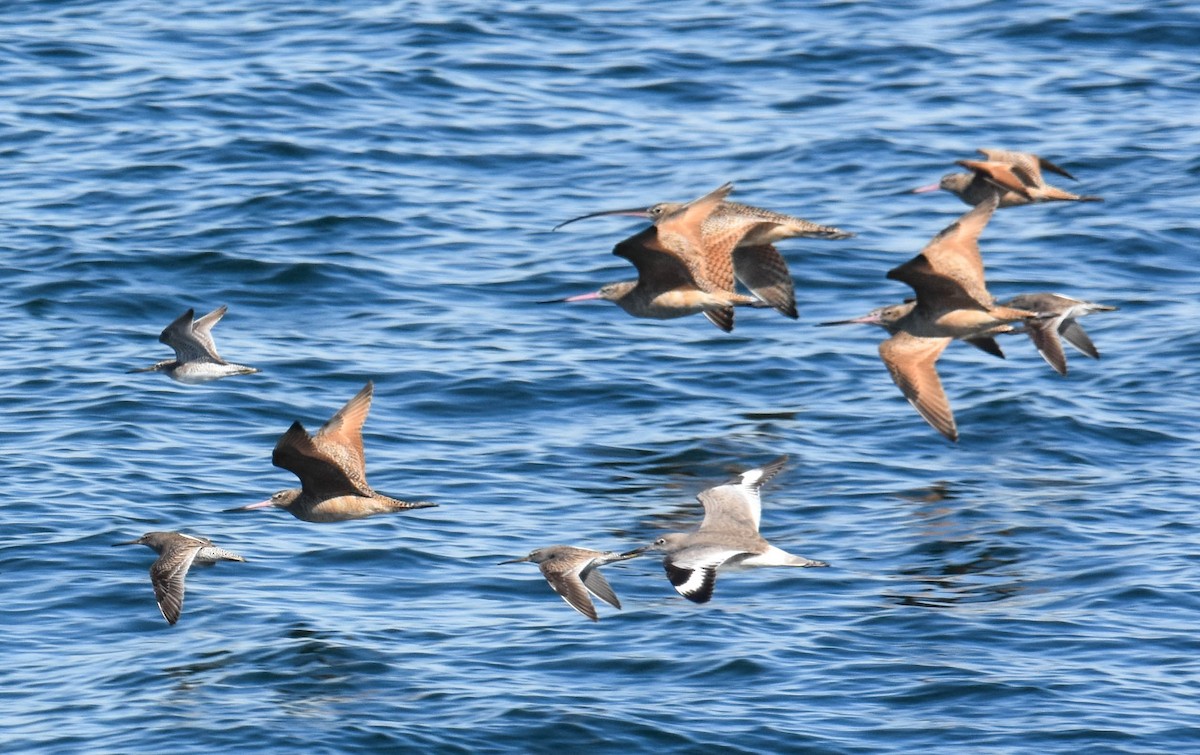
910,183 -> 942,194
817,314 -> 880,326
537,291 -> 602,304
552,207 -> 651,231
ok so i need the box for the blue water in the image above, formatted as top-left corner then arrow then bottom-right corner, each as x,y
2,1 -> 1198,752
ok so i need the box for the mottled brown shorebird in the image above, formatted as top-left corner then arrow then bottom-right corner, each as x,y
500,546 -> 638,621
820,195 -> 1044,441
230,381 -> 437,522
129,305 -> 260,383
999,293 -> 1118,375
913,148 -> 1103,207
622,456 -> 826,604
554,182 -> 853,321
113,532 -> 245,625
542,183 -> 775,332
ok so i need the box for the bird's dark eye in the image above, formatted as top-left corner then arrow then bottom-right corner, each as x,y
648,206 -> 662,216
655,538 -> 666,545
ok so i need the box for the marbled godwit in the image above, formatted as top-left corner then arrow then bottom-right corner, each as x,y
820,195 -> 1044,441
623,456 -> 826,604
229,381 -> 437,522
113,532 -> 245,625
555,183 -> 853,320
913,148 -> 1103,207
542,183 -> 772,332
999,293 -> 1118,375
500,546 -> 638,621
128,305 -> 260,384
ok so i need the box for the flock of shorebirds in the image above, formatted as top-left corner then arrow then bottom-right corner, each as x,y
115,148 -> 1115,624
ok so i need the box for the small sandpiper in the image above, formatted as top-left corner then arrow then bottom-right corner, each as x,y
999,293 -> 1118,375
229,381 -> 437,522
129,305 -> 260,384
623,456 -> 827,604
501,546 -> 639,621
113,531 -> 245,625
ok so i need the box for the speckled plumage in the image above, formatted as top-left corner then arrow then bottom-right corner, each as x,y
501,546 -> 637,621
128,305 -> 260,383
547,184 -> 770,331
114,531 -> 245,626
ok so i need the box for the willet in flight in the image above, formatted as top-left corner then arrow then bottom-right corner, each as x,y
623,456 -> 827,604
113,531 -> 245,625
999,293 -> 1118,375
554,182 -> 853,321
229,381 -> 437,522
820,195 -> 1044,441
913,148 -> 1102,207
128,305 -> 260,383
542,183 -> 774,332
500,546 -> 639,621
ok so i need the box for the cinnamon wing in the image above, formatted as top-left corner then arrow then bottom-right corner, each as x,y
613,226 -> 704,292
957,159 -> 1036,196
733,244 -> 797,318
312,381 -> 373,490
879,333 -> 957,442
654,182 -> 736,293
888,195 -> 998,308
273,421 -> 371,497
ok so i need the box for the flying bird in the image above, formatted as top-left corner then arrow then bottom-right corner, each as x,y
113,531 -> 245,625
230,381 -> 437,522
999,293 -> 1118,375
913,148 -> 1102,207
623,456 -> 827,604
501,546 -> 638,621
128,305 -> 259,383
820,195 -> 1044,441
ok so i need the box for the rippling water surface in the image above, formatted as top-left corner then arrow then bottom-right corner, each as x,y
2,1 -> 1198,752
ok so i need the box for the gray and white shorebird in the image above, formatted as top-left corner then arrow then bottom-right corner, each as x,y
623,456 -> 827,604
551,182 -> 852,325
998,293 -> 1118,375
229,381 -> 437,522
501,546 -> 639,621
819,195 -> 1045,441
113,531 -> 245,625
912,148 -> 1103,207
129,305 -> 260,383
